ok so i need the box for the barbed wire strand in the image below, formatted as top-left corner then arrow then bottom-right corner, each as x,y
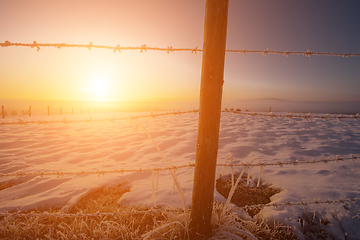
1,41 -> 360,58
0,41 -> 201,54
0,209 -> 163,218
240,197 -> 360,211
1,155 -> 358,178
1,110 -> 359,125
0,110 -> 199,125
0,197 -> 358,218
224,109 -> 359,121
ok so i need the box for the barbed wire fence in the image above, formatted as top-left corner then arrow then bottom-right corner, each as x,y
1,155 -> 358,178
1,109 -> 359,125
1,40 -> 360,223
0,110 -> 199,125
224,109 -> 360,121
2,41 -> 360,57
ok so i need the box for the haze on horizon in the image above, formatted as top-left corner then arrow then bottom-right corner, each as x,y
1,0 -> 360,104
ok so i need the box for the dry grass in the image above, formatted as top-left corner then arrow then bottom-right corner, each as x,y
67,182 -> 131,214
210,202 -> 298,240
0,182 -> 167,239
0,179 -> 299,239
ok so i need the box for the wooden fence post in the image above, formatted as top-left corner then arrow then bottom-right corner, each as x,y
189,0 -> 229,238
2,105 -> 4,118
29,106 -> 31,117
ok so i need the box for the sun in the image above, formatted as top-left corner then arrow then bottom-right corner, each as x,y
92,78 -> 108,97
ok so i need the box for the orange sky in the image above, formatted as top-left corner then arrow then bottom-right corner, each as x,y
0,1 -> 205,102
1,0 -> 360,104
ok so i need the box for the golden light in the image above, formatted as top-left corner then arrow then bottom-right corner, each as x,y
93,78 -> 108,97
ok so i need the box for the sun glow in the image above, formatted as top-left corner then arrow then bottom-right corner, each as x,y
80,67 -> 113,100
93,78 -> 108,97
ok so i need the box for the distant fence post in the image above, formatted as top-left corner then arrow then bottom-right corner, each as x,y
189,0 -> 229,238
2,105 -> 4,118
29,106 -> 31,117
48,106 -> 49,116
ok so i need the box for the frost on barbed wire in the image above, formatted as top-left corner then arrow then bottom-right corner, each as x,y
0,110 -> 199,125
225,110 -> 360,121
0,155 -> 358,178
1,110 -> 358,125
1,41 -> 360,57
239,197 -> 360,211
0,209 -> 161,218
1,197 -> 359,218
0,41 -> 202,54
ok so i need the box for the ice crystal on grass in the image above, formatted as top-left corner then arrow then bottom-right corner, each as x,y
297,211 -> 335,240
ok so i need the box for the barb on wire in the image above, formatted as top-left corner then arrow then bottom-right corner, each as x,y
2,41 -> 360,57
0,197 -> 358,218
0,163 -> 196,178
226,48 -> 360,57
0,110 -> 199,125
1,109 -> 358,125
217,155 -> 359,168
0,208 -> 163,218
1,155 -> 358,178
0,41 -> 202,54
240,197 -> 360,211
223,109 -> 359,121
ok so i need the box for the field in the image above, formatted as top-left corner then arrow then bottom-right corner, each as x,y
0,111 -> 360,239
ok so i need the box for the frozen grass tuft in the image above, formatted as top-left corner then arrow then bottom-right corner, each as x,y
210,202 -> 258,240
297,211 -> 334,240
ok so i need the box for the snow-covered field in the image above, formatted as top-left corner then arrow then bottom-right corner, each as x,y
0,111 -> 359,239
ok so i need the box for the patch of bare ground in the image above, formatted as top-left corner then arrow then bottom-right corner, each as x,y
0,177 -> 33,191
216,173 -> 299,240
216,173 -> 281,217
0,182 -> 15,191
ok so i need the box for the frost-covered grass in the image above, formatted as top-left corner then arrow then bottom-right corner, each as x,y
0,181 -> 299,239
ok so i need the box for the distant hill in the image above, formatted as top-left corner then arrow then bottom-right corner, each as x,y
252,98 -> 290,102
222,99 -> 360,114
